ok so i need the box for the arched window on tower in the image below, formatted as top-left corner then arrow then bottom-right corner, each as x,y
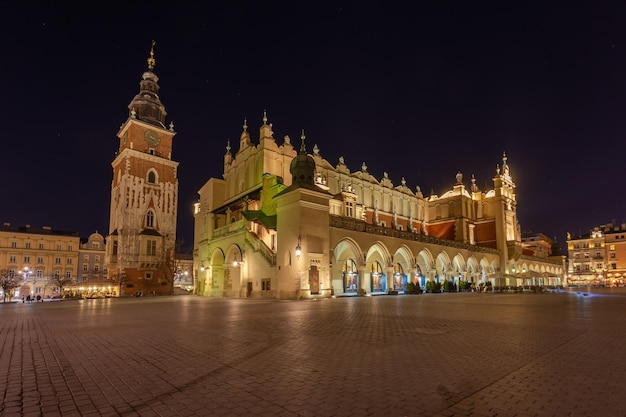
147,170 -> 157,184
146,210 -> 155,228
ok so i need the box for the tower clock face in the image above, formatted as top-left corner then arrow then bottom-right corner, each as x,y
144,130 -> 160,146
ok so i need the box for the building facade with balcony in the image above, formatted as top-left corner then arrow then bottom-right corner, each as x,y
567,222 -> 626,286
193,115 -> 565,300
0,223 -> 80,299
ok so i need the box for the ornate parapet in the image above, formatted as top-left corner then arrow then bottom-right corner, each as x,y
330,215 -> 498,255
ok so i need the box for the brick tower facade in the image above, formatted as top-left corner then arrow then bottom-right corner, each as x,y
106,42 -> 178,296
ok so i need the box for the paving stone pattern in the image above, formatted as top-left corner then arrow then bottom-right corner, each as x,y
1,289 -> 625,417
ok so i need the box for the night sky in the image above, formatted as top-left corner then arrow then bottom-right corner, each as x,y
2,2 -> 626,253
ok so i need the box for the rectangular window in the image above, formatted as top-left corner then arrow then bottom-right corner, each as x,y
11,241 -> 17,248
610,245 -> 616,250
262,279 -> 271,291
147,240 -> 157,256
145,272 -> 152,280
25,242 -> 31,249
35,287 -> 41,294
345,201 -> 354,217
95,255 -> 100,262
83,256 -> 89,263
112,240 -> 118,256
9,255 -> 16,263
94,265 -> 99,272
65,272 -> 71,279
56,244 -> 62,250
83,264 -> 89,271
24,256 -> 30,263
37,257 -> 44,264
612,263 -> 617,269
55,257 -> 61,264
611,253 -> 616,259
39,243 -> 44,250
68,245 -> 73,251
66,258 -> 72,264
93,242 -> 100,249
36,270 -> 42,279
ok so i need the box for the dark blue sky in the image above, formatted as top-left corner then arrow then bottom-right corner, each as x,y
2,2 -> 626,251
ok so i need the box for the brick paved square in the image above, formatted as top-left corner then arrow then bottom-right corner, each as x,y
1,289 -> 625,416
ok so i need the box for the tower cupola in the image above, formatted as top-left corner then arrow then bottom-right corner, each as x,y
127,41 -> 168,128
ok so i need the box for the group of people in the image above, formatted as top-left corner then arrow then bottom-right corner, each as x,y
22,294 -> 43,303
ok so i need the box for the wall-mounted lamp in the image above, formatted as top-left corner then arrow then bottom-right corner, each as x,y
233,254 -> 243,267
295,231 -> 302,259
200,261 -> 206,271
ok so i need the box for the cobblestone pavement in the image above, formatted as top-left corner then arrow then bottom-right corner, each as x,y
1,288 -> 625,417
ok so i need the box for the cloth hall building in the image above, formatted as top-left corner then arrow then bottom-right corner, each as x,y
192,116 -> 565,299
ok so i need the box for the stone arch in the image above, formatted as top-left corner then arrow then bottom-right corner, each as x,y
435,251 -> 452,282
332,238 -> 365,295
363,242 -> 392,294
467,256 -> 480,283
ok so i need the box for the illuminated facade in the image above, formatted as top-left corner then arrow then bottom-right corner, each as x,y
0,223 -> 80,299
105,44 -> 179,296
567,222 -> 626,286
193,114 -> 565,299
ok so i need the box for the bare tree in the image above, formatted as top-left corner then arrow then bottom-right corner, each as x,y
0,269 -> 21,302
155,239 -> 185,295
108,271 -> 128,297
50,274 -> 73,298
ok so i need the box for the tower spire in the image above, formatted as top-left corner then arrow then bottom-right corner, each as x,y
127,41 -> 167,128
300,129 -> 306,153
147,40 -> 156,71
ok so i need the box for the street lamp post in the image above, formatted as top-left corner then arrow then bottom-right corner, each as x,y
22,267 -> 32,284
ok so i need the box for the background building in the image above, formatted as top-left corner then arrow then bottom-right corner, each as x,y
193,117 -> 565,299
567,222 -> 626,286
75,231 -> 113,297
0,223 -> 79,299
104,44 -> 179,296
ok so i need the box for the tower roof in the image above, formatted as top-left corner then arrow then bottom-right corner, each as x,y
127,41 -> 168,129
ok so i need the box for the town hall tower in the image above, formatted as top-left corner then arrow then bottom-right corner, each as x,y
105,42 -> 179,296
